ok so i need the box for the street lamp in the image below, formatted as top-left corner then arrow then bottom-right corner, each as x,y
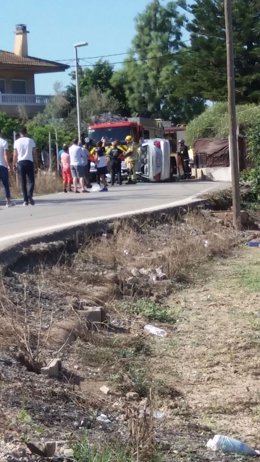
74,41 -> 88,141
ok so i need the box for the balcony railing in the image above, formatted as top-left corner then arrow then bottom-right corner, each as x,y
0,93 -> 52,106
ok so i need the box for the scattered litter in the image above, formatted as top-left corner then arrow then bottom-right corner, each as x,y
100,385 -> 110,395
245,241 -> 260,247
206,435 -> 260,456
126,391 -> 139,401
144,324 -> 168,337
155,267 -> 167,280
96,413 -> 111,424
90,183 -> 101,192
203,239 -> 209,248
153,410 -> 166,419
130,268 -> 139,277
63,448 -> 74,458
123,249 -> 129,256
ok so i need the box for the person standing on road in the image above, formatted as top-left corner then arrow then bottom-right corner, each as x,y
69,138 -> 86,193
124,135 -> 137,184
60,144 -> 73,192
95,139 -> 108,192
79,141 -> 91,190
0,133 -> 14,207
177,140 -> 191,178
108,140 -> 123,186
13,127 -> 36,206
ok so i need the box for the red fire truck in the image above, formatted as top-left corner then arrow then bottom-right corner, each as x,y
87,115 -> 164,145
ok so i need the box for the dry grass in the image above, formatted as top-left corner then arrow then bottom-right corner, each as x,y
8,169 -> 63,199
125,392 -> 157,461
150,247 -> 260,446
0,206 -> 259,461
86,211 -> 238,293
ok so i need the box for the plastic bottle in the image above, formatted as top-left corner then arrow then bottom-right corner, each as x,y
144,324 -> 167,337
206,435 -> 260,456
246,241 -> 260,247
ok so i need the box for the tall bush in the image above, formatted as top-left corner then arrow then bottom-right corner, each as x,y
186,103 -> 260,197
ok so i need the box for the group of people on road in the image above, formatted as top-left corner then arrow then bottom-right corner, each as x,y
0,127 -> 36,207
1,133 -> 191,207
0,131 -> 140,207
59,134 -> 138,193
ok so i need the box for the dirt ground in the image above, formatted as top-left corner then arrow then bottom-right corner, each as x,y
0,208 -> 259,461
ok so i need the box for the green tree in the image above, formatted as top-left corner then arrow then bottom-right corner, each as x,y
117,0 -> 204,122
27,86 -> 75,151
81,88 -> 121,123
0,113 -> 20,145
65,60 -> 129,117
80,60 -> 113,95
176,0 -> 260,103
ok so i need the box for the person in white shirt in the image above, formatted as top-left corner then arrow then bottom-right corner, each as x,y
69,138 -> 86,193
95,139 -> 108,192
13,127 -> 36,206
79,141 -> 91,190
0,133 -> 14,207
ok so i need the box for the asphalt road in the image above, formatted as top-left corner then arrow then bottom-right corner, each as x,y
0,181 -> 230,251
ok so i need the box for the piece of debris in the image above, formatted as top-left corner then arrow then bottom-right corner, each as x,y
155,267 -> 167,280
245,241 -> 260,247
144,324 -> 168,337
41,358 -> 61,379
63,448 -> 74,458
85,306 -> 106,324
25,442 -> 45,457
153,410 -> 166,419
206,434 -> 260,456
44,441 -> 56,457
126,391 -> 139,401
100,385 -> 110,395
96,413 -> 111,424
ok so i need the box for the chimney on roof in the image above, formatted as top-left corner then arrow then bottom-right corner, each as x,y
14,24 -> 29,57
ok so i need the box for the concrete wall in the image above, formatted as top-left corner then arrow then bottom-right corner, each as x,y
0,70 -> 35,94
193,166 -> 232,182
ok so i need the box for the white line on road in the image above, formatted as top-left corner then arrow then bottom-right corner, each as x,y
0,193 -> 208,245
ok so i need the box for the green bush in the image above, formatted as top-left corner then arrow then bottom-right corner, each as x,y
124,298 -> 176,324
187,103 -> 260,197
73,434 -> 134,462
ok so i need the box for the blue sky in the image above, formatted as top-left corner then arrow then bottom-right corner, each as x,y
1,0 -> 155,95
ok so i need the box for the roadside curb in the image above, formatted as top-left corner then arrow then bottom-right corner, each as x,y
0,197 -> 207,271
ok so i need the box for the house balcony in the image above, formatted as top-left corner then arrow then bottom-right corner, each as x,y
0,93 -> 52,118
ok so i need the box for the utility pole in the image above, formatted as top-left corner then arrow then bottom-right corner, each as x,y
224,0 -> 241,230
74,42 -> 88,142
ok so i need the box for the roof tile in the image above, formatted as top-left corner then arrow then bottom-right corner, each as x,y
0,51 -> 69,72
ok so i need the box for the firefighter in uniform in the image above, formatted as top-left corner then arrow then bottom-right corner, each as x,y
124,135 -> 137,184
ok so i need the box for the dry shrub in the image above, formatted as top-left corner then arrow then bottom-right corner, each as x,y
0,316 -> 19,350
35,170 -> 63,195
88,227 -> 145,267
0,280 -> 53,371
125,392 -> 156,461
84,211 -> 238,294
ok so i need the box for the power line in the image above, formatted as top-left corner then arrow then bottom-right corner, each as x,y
54,52 -> 129,63
53,39 -> 193,63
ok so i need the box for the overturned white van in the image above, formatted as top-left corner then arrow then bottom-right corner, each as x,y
138,139 -> 171,182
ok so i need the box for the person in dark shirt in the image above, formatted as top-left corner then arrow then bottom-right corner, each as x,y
109,140 -> 124,185
95,139 -> 108,191
177,139 -> 191,178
